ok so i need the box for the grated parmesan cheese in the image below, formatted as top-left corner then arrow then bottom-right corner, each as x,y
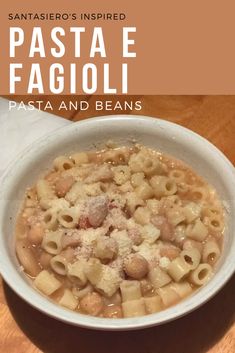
110,230 -> 133,258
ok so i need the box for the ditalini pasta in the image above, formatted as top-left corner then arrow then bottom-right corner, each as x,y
15,144 -> 225,318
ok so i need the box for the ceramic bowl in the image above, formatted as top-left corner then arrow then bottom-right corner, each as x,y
0,115 -> 235,330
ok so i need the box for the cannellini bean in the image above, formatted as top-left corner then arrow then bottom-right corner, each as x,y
87,196 -> 109,228
27,224 -> 44,245
151,215 -> 174,241
124,254 -> 149,279
80,292 -> 104,316
103,304 -> 123,318
55,176 -> 75,197
160,244 -> 180,260
39,251 -> 53,269
16,239 -> 41,277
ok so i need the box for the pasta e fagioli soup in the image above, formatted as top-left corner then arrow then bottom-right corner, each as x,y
15,145 -> 224,318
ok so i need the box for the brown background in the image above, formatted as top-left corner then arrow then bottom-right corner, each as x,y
2,0 -> 235,94
0,95 -> 234,353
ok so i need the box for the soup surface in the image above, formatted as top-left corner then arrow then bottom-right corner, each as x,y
15,145 -> 224,318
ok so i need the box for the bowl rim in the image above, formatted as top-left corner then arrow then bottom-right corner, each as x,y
0,114 -> 235,331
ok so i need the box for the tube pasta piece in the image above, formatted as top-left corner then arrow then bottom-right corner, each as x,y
183,202 -> 201,223
142,224 -> 160,244
95,265 -> 122,297
129,150 -> 165,176
122,298 -> 146,318
118,181 -> 134,193
144,295 -> 162,314
148,266 -> 172,289
131,172 -> 145,188
53,156 -> 74,171
133,242 -> 158,263
59,289 -> 78,310
167,257 -> 191,282
170,281 -> 193,299
157,284 -> 181,307
126,192 -> 145,214
202,205 -> 222,218
68,260 -> 87,287
50,255 -> 68,275
183,239 -> 203,254
202,240 -> 221,265
36,179 -> 55,201
94,236 -> 118,262
166,207 -> 186,226
42,230 -> 63,255
135,182 -> 154,200
190,187 -> 208,202
43,208 -> 58,230
203,216 -> 224,234
180,248 -> 201,270
79,227 -> 106,247
128,152 -> 147,173
16,239 -> 41,277
84,258 -> 103,285
83,182 -> 103,196
60,166 -> 88,180
40,198 -> 70,211
72,283 -> 93,299
151,215 -> 174,241
160,195 -> 182,210
110,230 -> 133,258
146,199 -> 160,214
70,152 -> 89,166
57,207 -> 80,229
84,164 -> 113,184
112,165 -> 131,185
174,225 -> 187,245
186,219 -> 208,241
150,176 -> 177,198
189,263 -> 213,286
120,280 -> 142,302
133,207 -> 151,225
168,169 -> 185,183
102,148 -> 128,164
177,182 -> 190,194
34,270 -> 62,295
65,181 -> 87,204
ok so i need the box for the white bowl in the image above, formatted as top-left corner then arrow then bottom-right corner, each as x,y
0,115 -> 235,331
